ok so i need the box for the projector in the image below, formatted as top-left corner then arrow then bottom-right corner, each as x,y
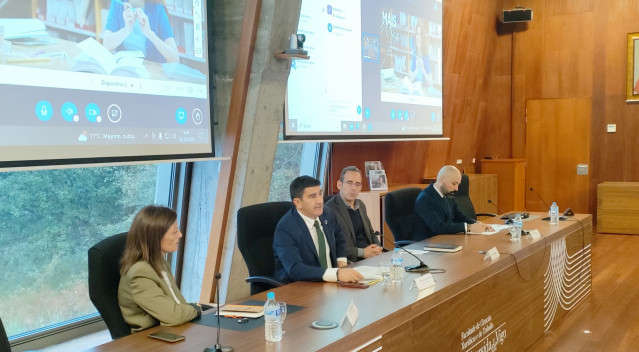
502,7 -> 533,23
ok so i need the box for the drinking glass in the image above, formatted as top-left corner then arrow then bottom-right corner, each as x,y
509,223 -> 521,242
279,302 -> 287,336
379,262 -> 391,286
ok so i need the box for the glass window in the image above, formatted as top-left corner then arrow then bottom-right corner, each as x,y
0,164 -> 168,338
268,142 -> 327,201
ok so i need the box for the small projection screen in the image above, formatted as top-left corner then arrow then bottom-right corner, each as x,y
0,0 -> 214,168
285,0 -> 443,140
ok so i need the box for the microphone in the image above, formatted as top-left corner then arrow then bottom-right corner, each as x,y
530,187 -> 566,221
529,187 -> 550,210
487,199 -> 514,224
397,246 -> 431,272
204,273 -> 234,352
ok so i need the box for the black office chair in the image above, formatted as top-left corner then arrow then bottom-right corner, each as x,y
454,173 -> 496,220
384,187 -> 422,247
88,232 -> 131,340
0,317 -> 10,352
237,202 -> 290,295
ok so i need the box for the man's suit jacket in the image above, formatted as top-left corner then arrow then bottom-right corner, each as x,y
273,206 -> 346,283
325,195 -> 379,263
412,183 -> 475,241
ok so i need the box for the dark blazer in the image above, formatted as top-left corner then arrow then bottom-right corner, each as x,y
412,183 -> 475,241
273,206 -> 347,283
325,195 -> 379,263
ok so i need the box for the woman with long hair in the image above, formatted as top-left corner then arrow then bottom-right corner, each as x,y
118,205 -> 200,332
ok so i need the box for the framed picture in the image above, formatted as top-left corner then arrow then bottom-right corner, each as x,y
364,161 -> 383,177
369,170 -> 388,191
626,32 -> 639,102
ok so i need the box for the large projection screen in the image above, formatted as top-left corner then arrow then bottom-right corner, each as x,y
285,0 -> 443,140
0,0 -> 214,168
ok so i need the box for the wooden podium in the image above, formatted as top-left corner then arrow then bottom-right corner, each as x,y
481,159 -> 525,212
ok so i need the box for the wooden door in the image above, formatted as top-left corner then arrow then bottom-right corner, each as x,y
525,98 -> 591,213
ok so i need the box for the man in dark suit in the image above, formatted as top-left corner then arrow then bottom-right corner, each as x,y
413,165 -> 493,240
325,166 -> 382,263
273,176 -> 363,283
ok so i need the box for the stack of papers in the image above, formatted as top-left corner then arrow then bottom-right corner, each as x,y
0,19 -> 48,39
217,304 -> 264,318
469,224 -> 510,235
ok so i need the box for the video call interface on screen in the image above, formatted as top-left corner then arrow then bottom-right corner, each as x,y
0,0 -> 212,165
286,0 -> 443,139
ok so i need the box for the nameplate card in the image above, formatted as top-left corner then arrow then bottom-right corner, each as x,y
412,273 -> 436,291
340,298 -> 359,326
528,229 -> 541,240
484,247 -> 500,261
416,286 -> 436,301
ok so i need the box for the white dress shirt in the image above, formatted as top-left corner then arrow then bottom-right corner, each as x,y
297,211 -> 347,282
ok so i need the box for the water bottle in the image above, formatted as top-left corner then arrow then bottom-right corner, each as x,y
550,202 -> 559,225
264,292 -> 282,342
510,214 -> 522,242
390,248 -> 404,283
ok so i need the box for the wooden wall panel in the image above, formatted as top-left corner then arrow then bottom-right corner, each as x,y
331,0 -> 639,216
331,0 -> 507,187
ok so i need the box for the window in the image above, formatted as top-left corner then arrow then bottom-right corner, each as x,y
0,164 -> 170,338
268,142 -> 328,201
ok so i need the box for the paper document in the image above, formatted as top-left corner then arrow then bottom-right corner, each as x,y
217,304 -> 264,318
353,266 -> 382,280
468,224 -> 510,236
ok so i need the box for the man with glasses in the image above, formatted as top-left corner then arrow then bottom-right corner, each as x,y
326,166 -> 383,263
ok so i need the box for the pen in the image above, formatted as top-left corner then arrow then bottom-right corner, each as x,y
7,57 -> 51,64
368,278 -> 382,286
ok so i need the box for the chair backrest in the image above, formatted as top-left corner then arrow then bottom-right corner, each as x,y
0,317 -> 10,352
384,188 -> 422,243
237,202 -> 292,295
454,173 -> 477,220
88,232 -> 131,340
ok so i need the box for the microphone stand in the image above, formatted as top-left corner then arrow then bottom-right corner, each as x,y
487,200 -> 514,224
397,246 -> 431,272
204,273 -> 234,352
530,187 -> 566,221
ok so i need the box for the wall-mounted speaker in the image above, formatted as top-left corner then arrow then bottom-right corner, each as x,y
502,8 -> 533,23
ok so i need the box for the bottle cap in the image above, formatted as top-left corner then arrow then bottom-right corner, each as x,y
267,292 -> 275,299
394,248 -> 400,252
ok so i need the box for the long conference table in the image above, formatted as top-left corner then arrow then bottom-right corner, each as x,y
87,213 -> 592,351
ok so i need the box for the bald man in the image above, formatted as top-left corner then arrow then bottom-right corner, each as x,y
412,165 -> 493,240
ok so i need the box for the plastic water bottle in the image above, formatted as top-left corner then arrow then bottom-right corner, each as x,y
510,214 -> 522,242
264,292 -> 282,342
550,202 -> 559,225
390,248 -> 404,283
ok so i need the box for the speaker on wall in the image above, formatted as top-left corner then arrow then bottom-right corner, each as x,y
502,8 -> 533,23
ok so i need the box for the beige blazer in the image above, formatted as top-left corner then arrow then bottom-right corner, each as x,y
118,260 -> 198,332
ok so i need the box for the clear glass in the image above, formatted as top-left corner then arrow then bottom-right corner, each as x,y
509,223 -> 521,242
279,301 -> 287,335
378,262 -> 392,286
0,164 -> 161,337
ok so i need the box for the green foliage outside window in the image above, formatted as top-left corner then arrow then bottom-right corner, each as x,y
0,165 -> 157,337
268,143 -> 304,202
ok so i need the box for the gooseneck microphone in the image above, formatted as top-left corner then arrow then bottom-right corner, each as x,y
204,273 -> 234,352
487,199 -> 514,223
530,187 -> 566,221
397,246 -> 431,272
529,187 -> 550,210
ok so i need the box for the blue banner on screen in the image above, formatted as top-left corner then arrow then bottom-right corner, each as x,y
0,0 -> 213,168
286,0 -> 443,140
